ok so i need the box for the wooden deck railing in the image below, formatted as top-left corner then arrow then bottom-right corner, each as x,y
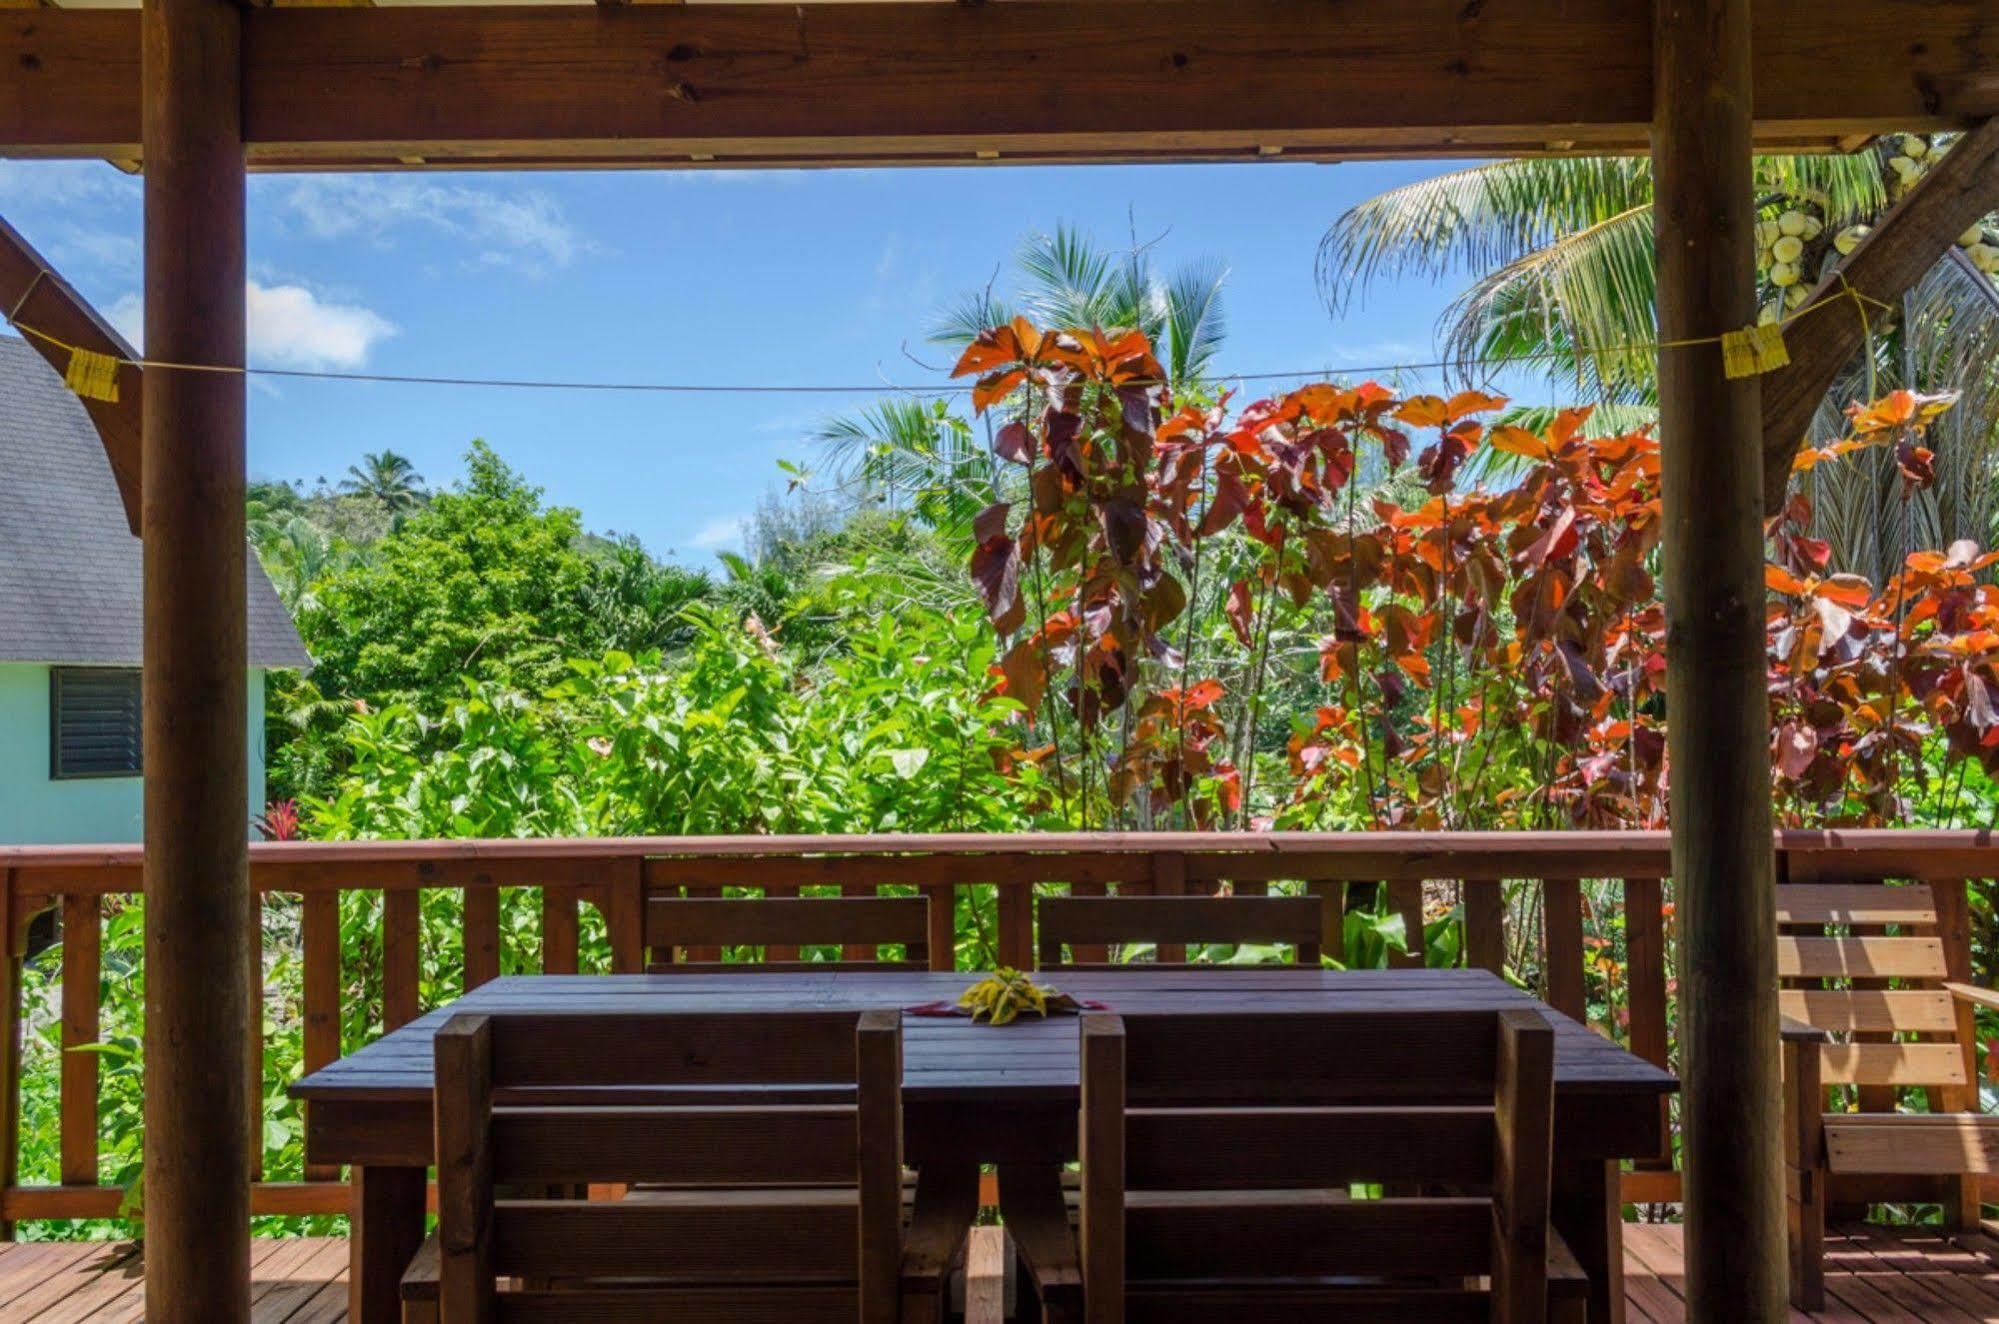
0,829 -> 1988,1229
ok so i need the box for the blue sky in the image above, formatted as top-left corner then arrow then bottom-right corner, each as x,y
0,158 -> 1503,565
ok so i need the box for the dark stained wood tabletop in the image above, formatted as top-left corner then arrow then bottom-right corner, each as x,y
294,967 -> 1675,1107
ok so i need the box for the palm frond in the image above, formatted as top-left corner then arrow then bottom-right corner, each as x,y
1161,256 -> 1230,387
1805,248 -> 1999,579
929,289 -> 1016,350
1759,153 -> 1889,228
1439,204 -> 1660,402
1317,158 -> 1655,315
1017,225 -> 1119,331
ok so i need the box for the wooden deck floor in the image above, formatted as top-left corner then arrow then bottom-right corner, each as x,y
3,1225 -> 1999,1321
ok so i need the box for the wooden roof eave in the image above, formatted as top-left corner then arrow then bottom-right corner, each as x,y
1,0 -> 1997,171
0,214 -> 141,533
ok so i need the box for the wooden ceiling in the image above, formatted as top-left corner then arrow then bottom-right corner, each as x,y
0,0 -> 1995,172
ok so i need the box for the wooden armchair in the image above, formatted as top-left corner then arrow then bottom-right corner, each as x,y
1035,893 -> 1323,969
646,893 -> 932,972
1780,879 -> 1996,1311
401,1008 -> 977,1324
1002,1008 -> 1588,1323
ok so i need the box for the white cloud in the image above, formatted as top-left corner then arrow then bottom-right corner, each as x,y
276,177 -> 583,272
248,282 -> 397,370
108,281 -> 397,372
689,515 -> 748,550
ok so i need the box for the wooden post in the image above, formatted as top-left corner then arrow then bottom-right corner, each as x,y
140,0 -> 250,1314
1653,2 -> 1786,1319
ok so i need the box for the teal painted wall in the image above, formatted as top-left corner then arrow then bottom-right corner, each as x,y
0,663 -> 269,845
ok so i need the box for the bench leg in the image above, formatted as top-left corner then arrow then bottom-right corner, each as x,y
1551,1158 -> 1623,1324
1784,1040 -> 1825,1313
352,1165 -> 427,1324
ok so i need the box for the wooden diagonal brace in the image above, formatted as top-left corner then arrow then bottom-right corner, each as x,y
1761,118 -> 1999,516
0,213 -> 141,533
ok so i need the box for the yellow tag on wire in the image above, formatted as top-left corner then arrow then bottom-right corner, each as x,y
1721,322 -> 1790,380
63,346 -> 122,403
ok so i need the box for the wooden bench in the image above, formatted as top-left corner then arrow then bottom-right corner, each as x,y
1779,879 -> 1997,1311
646,893 -> 931,972
1035,893 -> 1323,969
401,1008 -> 977,1323
1002,1007 -> 1587,1322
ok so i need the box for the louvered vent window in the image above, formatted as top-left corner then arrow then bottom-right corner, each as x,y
50,668 -> 142,779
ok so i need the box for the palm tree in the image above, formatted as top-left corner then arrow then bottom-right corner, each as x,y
811,398 -> 997,542
1316,145 -> 1999,571
249,512 -> 346,613
933,224 -> 1229,388
817,224 -> 1230,543
340,450 -> 427,513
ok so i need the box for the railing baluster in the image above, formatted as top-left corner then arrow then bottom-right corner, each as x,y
542,885 -> 579,974
764,883 -> 801,962
463,888 -> 500,989
1385,880 -> 1424,968
382,890 -> 421,1031
1541,877 -> 1585,1022
301,890 -> 341,1182
58,892 -> 99,1188
685,885 -> 722,964
1464,880 -> 1505,975
1068,880 -> 1110,966
838,882 -> 870,962
920,884 -> 955,972
1152,855 -> 1186,965
997,883 -> 1032,970
607,863 -> 645,974
1622,875 -> 1672,1169
1305,880 -> 1345,966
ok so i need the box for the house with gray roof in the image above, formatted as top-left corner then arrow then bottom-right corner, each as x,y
0,335 -> 309,843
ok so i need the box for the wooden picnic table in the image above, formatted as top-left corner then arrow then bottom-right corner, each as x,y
294,967 -> 1675,1324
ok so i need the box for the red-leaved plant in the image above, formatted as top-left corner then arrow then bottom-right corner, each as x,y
957,319 -> 1992,832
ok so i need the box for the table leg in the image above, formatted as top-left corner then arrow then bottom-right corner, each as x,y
350,1164 -> 426,1324
1553,1157 -> 1625,1324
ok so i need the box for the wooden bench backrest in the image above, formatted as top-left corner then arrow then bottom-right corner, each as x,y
646,894 -> 929,973
1077,1008 -> 1554,1322
1775,880 -> 1974,1095
1036,893 -> 1323,969
433,1009 -> 903,1323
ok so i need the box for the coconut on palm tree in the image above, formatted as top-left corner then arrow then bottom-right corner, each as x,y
1315,141 -> 1999,580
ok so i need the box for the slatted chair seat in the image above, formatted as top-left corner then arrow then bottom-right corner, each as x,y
1003,1007 -> 1583,1322
405,1008 -> 977,1324
646,893 -> 931,973
1035,892 -> 1324,969
1778,879 -> 1996,1313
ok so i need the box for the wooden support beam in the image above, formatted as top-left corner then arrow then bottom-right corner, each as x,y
0,214 -> 142,532
1653,1 -> 1787,1320
139,0 -> 251,1316
1760,117 -> 1999,513
2,1 -> 1999,171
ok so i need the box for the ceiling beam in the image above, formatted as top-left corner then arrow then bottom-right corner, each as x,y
1759,117 -> 1999,514
0,213 -> 141,532
1,1 -> 1997,171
